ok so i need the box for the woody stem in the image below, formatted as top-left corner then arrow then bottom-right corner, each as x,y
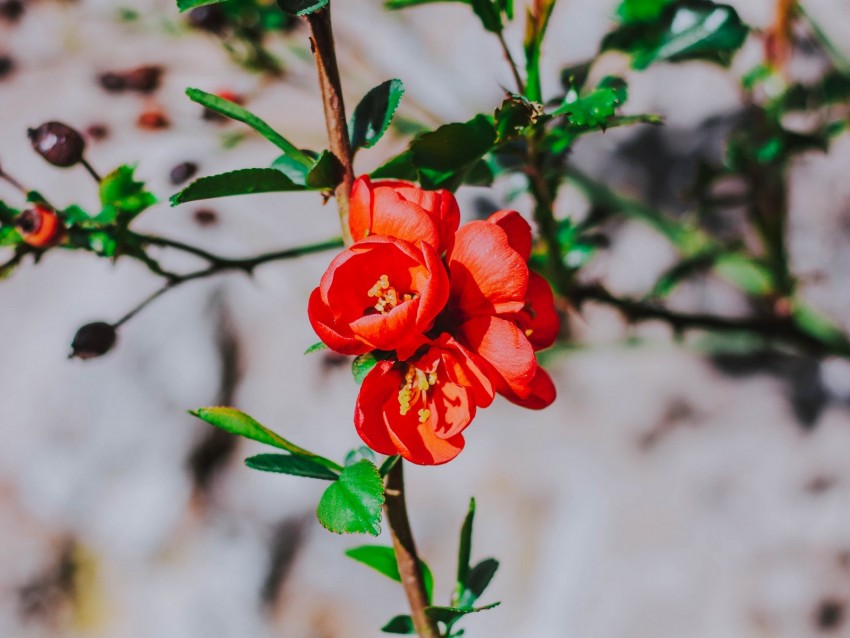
307,4 -> 355,247
384,461 -> 441,638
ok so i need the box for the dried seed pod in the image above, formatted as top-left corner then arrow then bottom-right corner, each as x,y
27,121 -> 86,167
169,161 -> 198,185
70,322 -> 117,360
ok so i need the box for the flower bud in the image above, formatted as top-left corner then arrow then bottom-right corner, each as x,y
70,322 -> 117,360
16,205 -> 65,248
27,121 -> 86,168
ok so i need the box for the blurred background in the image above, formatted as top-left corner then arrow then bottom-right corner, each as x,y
2,0 -> 850,636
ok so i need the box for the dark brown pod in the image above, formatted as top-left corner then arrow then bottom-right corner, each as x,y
27,121 -> 86,167
70,322 -> 117,360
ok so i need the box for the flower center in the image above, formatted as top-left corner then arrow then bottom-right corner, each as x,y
398,364 -> 439,422
367,274 -> 415,315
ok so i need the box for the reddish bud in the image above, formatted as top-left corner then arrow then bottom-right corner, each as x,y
16,205 -> 65,248
137,109 -> 169,130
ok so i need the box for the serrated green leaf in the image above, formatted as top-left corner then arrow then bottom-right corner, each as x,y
191,407 -> 342,471
317,460 -> 385,536
177,0 -> 226,11
552,76 -> 628,128
345,545 -> 435,602
186,88 -> 312,166
244,453 -> 339,480
411,115 -> 496,190
349,79 -> 405,153
304,341 -> 328,354
305,150 -> 342,189
353,352 -> 380,384
371,150 -> 418,181
272,152 -> 314,185
381,615 -> 415,634
98,165 -> 157,223
603,2 -> 749,70
171,168 -> 303,205
277,0 -> 328,15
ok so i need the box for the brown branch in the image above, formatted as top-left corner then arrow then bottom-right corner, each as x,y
307,5 -> 354,246
384,461 -> 440,638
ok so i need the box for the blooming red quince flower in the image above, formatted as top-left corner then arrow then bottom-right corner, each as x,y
308,235 -> 449,360
349,175 -> 460,254
444,210 -> 557,409
355,335 -> 494,465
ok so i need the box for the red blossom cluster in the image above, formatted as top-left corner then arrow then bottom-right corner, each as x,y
308,176 -> 559,465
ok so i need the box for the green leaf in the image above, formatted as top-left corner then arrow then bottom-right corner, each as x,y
353,352 -> 380,384
317,460 -> 385,535
191,407 -> 342,471
171,168 -> 303,205
371,150 -> 418,181
177,0 -> 225,11
456,498 -> 475,591
272,152 -> 314,185
381,615 -> 415,634
98,165 -> 157,223
792,303 -> 850,352
713,253 -> 774,297
350,79 -> 405,153
411,115 -> 497,190
305,150 -> 342,190
425,603 -> 500,629
345,446 -> 376,467
277,0 -> 328,15
552,76 -> 628,128
470,0 -> 501,32
305,341 -> 328,354
616,0 -> 674,23
345,545 -> 435,603
185,88 -> 312,166
603,2 -> 749,70
385,0 -> 470,9
457,558 -> 499,608
244,453 -> 339,480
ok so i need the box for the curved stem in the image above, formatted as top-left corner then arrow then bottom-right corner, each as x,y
496,31 -> 524,95
307,5 -> 355,246
384,461 -> 440,638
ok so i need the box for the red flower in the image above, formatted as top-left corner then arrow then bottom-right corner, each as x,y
349,176 -> 460,254
308,236 -> 449,360
445,210 -> 557,409
355,335 -> 494,465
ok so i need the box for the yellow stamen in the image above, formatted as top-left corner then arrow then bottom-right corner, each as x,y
418,408 -> 431,423
397,362 -> 440,416
367,274 -> 415,315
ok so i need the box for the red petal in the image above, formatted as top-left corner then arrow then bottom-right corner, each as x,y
513,272 -> 560,351
307,288 -> 370,355
369,188 -> 441,249
349,175 -> 373,242
448,221 -> 529,316
459,315 -> 537,398
487,210 -> 532,261
433,334 -> 495,408
497,366 -> 556,410
355,362 -> 403,456
383,403 -> 465,465
431,382 -> 476,439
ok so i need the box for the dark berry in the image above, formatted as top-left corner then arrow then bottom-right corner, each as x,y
187,5 -> 227,33
27,121 -> 86,167
98,72 -> 127,93
193,209 -> 218,227
0,0 -> 24,22
0,54 -> 14,80
123,65 -> 163,94
816,599 -> 845,631
85,123 -> 109,141
169,161 -> 198,185
70,322 -> 117,360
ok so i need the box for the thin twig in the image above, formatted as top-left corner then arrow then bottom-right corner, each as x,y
384,462 -> 440,638
497,30 -> 525,95
81,158 -> 102,183
307,6 -> 355,246
0,167 -> 29,195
